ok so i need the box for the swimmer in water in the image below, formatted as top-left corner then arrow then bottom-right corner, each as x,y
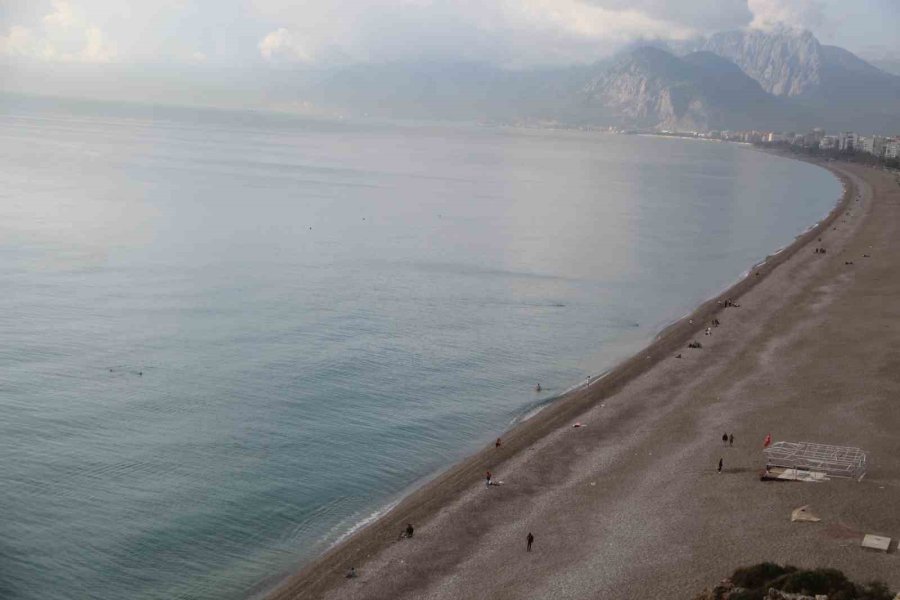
535,383 -> 541,392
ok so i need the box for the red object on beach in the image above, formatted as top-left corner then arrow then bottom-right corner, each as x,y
763,433 -> 772,448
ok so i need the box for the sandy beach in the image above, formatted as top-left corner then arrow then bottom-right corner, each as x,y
267,160 -> 900,600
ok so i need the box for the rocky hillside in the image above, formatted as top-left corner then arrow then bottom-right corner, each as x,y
579,47 -> 793,131
284,29 -> 900,132
695,28 -> 900,131
697,29 -> 824,97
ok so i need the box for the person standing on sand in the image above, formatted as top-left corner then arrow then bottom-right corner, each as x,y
722,433 -> 728,445
486,470 -> 492,487
718,458 -> 723,473
729,434 -> 734,447
527,532 -> 534,552
495,438 -> 502,448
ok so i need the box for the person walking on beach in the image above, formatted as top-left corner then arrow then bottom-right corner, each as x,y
495,438 -> 502,448
718,458 -> 723,473
486,470 -> 492,487
527,532 -> 534,552
722,433 -> 728,445
729,434 -> 734,447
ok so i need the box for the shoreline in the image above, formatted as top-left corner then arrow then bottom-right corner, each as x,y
264,155 -> 861,599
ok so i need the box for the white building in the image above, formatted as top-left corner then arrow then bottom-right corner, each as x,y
859,135 -> 888,156
838,132 -> 858,151
820,135 -> 838,150
885,139 -> 900,160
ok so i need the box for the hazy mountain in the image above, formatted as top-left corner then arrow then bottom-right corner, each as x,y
696,29 -> 824,97
869,58 -> 900,77
278,29 -> 900,133
579,47 -> 794,130
695,29 -> 900,132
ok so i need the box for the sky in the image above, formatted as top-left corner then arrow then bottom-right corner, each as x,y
1,0 -> 899,106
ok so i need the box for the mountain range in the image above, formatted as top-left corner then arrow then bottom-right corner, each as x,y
287,29 -> 900,133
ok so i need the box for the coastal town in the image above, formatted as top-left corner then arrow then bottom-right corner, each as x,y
653,128 -> 900,165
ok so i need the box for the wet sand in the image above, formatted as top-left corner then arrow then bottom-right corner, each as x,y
267,161 -> 900,599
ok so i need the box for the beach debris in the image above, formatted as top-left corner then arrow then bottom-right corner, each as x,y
791,505 -> 821,522
346,567 -> 358,578
860,534 -> 891,552
675,353 -> 683,359
398,523 -> 414,540
688,341 -> 703,349
572,422 -> 586,428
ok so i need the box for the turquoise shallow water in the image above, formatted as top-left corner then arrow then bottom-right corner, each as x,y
0,98 -> 841,599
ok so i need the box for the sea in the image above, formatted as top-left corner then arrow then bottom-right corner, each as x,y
0,96 -> 842,600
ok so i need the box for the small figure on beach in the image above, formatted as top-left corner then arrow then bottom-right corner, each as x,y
495,438 -> 502,448
688,341 -> 702,349
527,532 -> 534,552
398,523 -> 414,540
346,567 -> 358,578
722,433 -> 728,445
535,383 -> 542,392
729,434 -> 734,447
486,470 -> 492,487
675,353 -> 682,359
718,458 -> 723,473
705,327 -> 711,336
763,433 -> 772,448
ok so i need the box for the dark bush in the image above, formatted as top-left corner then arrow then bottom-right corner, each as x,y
711,563 -> 895,600
731,563 -> 796,589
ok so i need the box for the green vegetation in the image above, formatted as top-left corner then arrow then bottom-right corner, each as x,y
697,562 -> 895,600
756,142 -> 900,171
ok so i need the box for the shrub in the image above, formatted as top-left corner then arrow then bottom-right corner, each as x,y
710,563 -> 895,600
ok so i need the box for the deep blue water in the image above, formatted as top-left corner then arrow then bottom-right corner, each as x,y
0,98 -> 841,599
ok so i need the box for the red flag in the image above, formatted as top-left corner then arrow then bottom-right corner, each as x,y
763,433 -> 772,448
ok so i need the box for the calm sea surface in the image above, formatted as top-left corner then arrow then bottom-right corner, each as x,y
0,98 -> 841,599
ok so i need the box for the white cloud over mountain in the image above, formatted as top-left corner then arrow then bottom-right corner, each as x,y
0,0 -> 893,68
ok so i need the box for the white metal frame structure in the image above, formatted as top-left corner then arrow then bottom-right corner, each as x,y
763,441 -> 867,480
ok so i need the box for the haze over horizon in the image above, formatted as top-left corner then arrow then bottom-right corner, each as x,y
2,0 -> 899,111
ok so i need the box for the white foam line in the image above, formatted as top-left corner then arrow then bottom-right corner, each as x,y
326,498 -> 403,548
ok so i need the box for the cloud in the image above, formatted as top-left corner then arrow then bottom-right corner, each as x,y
747,0 -> 826,31
258,27 -> 313,62
252,0 -> 697,67
585,0 -> 753,31
0,1 -> 116,63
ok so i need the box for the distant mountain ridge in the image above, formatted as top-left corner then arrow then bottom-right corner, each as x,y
689,29 -> 900,131
578,47 -> 794,131
286,29 -> 900,133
